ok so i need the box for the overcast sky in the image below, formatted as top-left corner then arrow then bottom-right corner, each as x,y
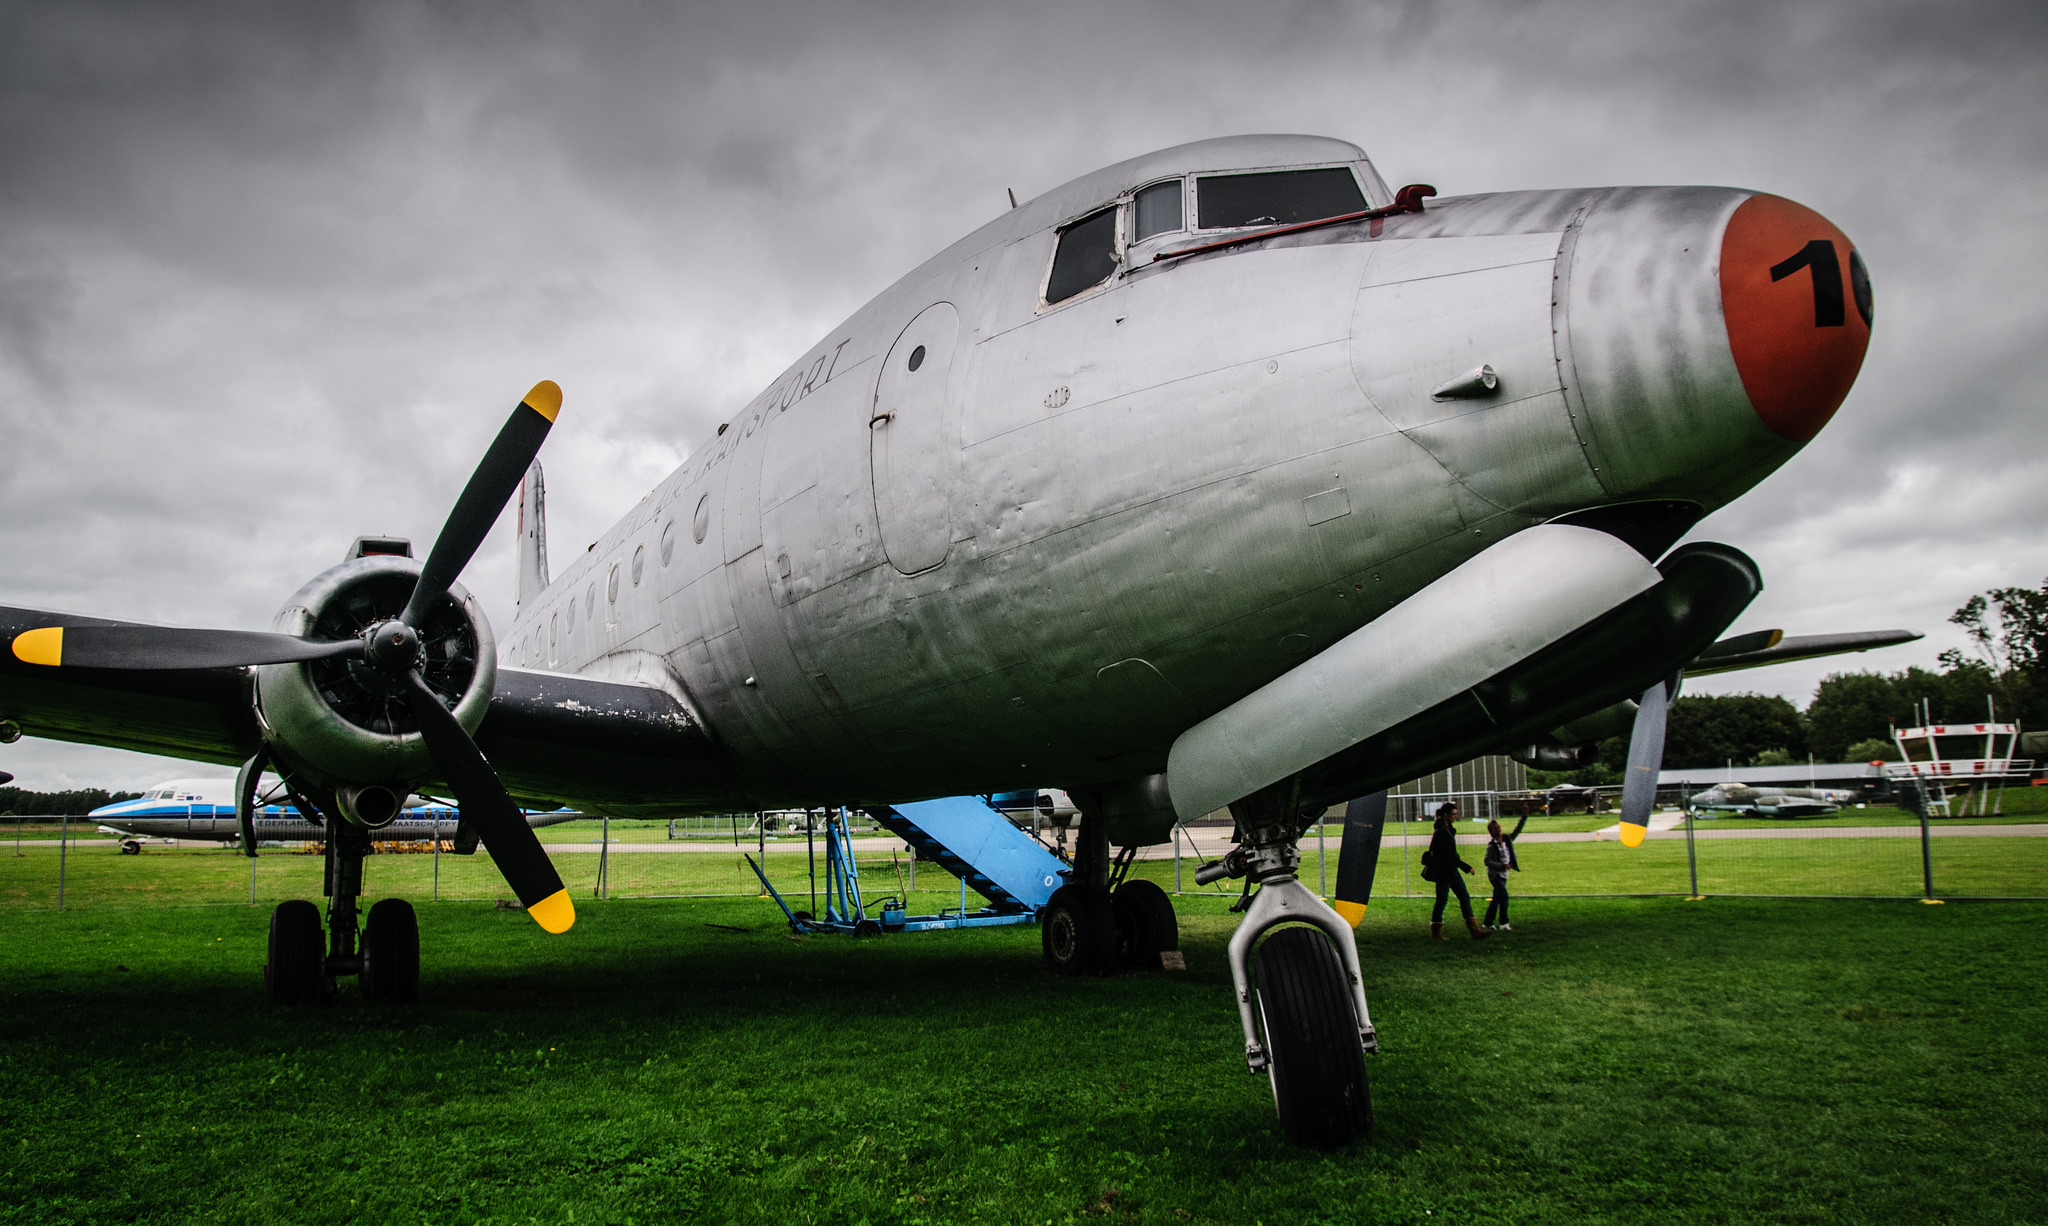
2,0 -> 2044,789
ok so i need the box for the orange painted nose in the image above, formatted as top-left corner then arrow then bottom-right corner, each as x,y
1720,195 -> 1872,442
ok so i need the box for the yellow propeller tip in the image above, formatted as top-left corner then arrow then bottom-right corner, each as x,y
522,380 -> 563,423
1619,822 -> 1647,849
12,626 -> 63,667
527,887 -> 575,933
1332,899 -> 1368,929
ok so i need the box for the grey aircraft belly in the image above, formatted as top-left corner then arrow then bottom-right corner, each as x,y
0,133 -> 1908,1146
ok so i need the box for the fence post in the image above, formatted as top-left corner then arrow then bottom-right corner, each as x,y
57,812 -> 68,911
1683,781 -> 1700,898
1318,817 -> 1327,897
1401,801 -> 1412,897
1919,798 -> 1936,902
432,813 -> 440,901
1173,824 -> 1182,894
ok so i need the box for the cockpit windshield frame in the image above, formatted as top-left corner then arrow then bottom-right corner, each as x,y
1036,161 -> 1379,313
1191,164 -> 1371,233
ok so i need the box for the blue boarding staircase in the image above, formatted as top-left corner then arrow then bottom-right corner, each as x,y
746,795 -> 1069,934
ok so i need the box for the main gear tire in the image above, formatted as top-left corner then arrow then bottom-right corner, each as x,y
1112,878 -> 1179,970
263,899 -> 329,1006
360,898 -> 420,1004
1040,883 -> 1116,976
1255,925 -> 1372,1148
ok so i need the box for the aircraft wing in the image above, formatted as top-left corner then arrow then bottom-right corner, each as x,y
473,668 -> 730,816
1684,629 -> 1922,677
0,603 -> 726,815
0,604 -> 262,767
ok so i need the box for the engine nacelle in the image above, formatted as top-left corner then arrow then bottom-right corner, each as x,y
252,554 -> 496,793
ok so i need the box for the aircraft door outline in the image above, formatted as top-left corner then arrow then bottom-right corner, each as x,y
869,302 -> 961,576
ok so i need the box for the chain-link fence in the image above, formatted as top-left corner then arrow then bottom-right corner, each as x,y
10,787 -> 2047,914
1276,784 -> 2048,902
0,810 -> 1030,916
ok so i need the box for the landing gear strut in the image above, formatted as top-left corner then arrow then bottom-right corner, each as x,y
261,804 -> 420,1005
1040,807 -> 1180,975
1200,788 -> 1377,1147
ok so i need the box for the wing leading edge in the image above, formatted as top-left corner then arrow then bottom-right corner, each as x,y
0,603 -> 729,815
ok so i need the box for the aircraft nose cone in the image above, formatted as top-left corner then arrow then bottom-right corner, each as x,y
1718,195 -> 1873,442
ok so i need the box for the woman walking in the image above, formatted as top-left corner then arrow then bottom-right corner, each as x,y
1482,815 -> 1528,931
1424,802 -> 1489,940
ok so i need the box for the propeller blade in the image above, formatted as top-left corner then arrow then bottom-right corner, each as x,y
402,670 -> 573,933
402,381 -> 562,628
9,625 -> 364,671
1618,678 -> 1672,848
1331,790 -> 1388,928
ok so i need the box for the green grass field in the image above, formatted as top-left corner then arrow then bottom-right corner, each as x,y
3,844 -> 2047,1224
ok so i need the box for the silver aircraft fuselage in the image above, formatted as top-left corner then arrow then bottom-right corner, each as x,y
500,134 -> 1867,813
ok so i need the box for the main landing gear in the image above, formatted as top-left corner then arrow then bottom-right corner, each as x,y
1040,811 -> 1180,976
262,817 -> 420,1005
1199,790 -> 1376,1147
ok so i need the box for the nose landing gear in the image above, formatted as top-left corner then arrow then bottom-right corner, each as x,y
1204,792 -> 1377,1147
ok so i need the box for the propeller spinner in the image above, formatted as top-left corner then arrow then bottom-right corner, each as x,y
8,381 -> 573,932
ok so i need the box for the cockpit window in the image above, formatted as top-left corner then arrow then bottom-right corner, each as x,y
1045,206 -> 1119,304
1196,167 -> 1366,230
1133,180 -> 1184,242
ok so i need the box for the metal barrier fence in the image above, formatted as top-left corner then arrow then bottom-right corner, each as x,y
8,794 -> 2047,912
1339,790 -> 2045,901
0,812 -> 1006,915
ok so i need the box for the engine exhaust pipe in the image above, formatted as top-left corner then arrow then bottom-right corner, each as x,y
337,784 -> 402,828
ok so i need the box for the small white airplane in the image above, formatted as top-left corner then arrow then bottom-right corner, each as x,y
0,134 -> 1916,1145
88,777 -> 576,852
1686,782 -> 1857,818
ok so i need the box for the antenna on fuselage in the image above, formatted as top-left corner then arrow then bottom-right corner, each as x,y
1007,188 -> 1018,210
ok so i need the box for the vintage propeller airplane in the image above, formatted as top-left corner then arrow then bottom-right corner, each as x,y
0,135 -> 1914,1146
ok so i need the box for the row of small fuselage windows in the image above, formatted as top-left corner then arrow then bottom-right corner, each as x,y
1044,166 -> 1369,305
510,491 -> 713,668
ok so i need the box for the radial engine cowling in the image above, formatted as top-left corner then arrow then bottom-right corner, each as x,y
253,555 -> 496,793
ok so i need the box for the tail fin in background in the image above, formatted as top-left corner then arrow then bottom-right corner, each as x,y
516,460 -> 548,611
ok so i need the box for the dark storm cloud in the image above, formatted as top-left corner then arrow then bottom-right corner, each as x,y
1,0 -> 2044,784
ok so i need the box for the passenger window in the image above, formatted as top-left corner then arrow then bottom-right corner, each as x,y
1045,206 -> 1119,304
1133,181 -> 1184,241
1197,167 -> 1366,230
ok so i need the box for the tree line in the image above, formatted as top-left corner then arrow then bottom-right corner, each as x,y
0,787 -> 144,816
1532,576 -> 2048,786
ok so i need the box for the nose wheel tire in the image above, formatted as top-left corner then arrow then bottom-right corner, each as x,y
361,898 -> 420,1004
1113,878 -> 1179,970
1255,925 -> 1373,1148
1041,883 -> 1116,976
263,899 -> 330,1005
